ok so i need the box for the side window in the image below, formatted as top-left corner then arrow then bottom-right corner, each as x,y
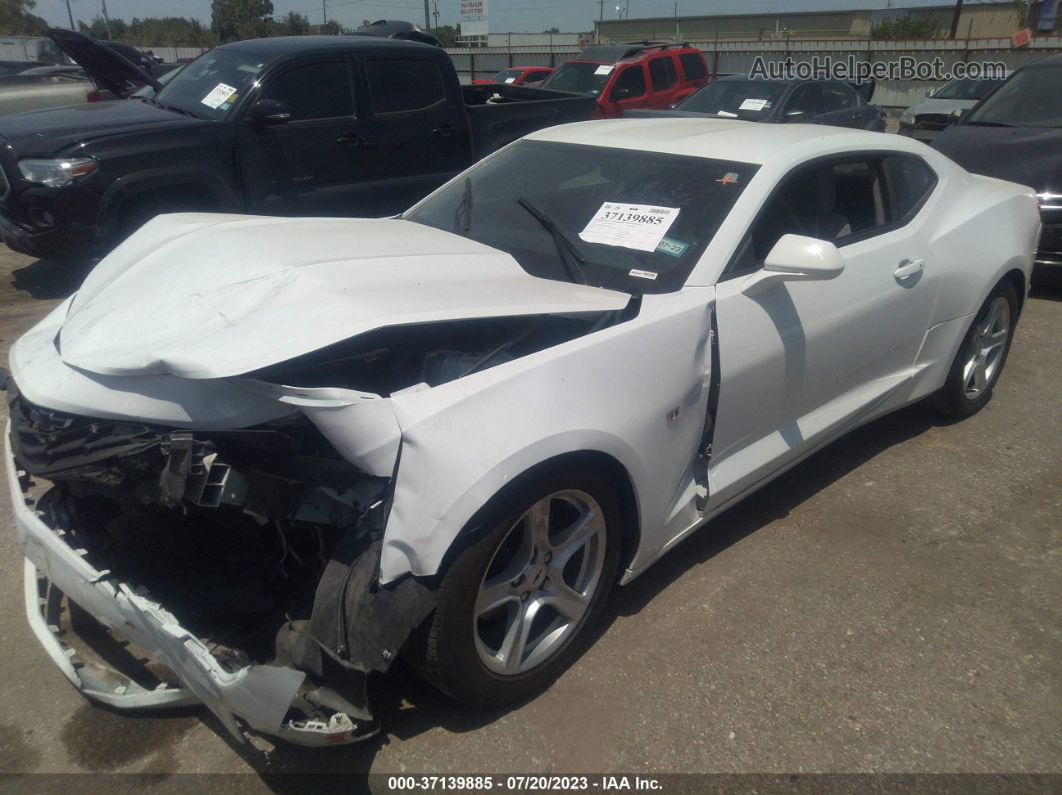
526,71 -> 551,83
746,158 -> 887,265
885,156 -> 938,220
611,65 -> 646,100
679,52 -> 707,82
821,82 -> 859,112
785,83 -> 821,116
262,60 -> 353,121
649,56 -> 677,92
366,58 -> 446,114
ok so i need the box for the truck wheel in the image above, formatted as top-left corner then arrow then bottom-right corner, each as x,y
409,463 -> 621,706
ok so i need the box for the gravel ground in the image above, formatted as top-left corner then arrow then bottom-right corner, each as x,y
0,244 -> 1058,786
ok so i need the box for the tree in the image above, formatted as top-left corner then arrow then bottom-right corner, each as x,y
871,14 -> 943,40
281,11 -> 310,36
79,16 -> 128,40
543,26 -> 560,34
0,0 -> 48,36
433,24 -> 459,47
211,0 -> 273,43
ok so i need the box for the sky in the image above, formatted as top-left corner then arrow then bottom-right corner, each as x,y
33,0 -> 973,35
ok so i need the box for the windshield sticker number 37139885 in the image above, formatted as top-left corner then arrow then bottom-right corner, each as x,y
579,202 -> 680,253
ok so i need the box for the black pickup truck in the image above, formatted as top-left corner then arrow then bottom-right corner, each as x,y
0,31 -> 596,260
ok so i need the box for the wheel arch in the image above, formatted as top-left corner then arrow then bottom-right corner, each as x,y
384,445 -> 644,586
98,167 -> 239,238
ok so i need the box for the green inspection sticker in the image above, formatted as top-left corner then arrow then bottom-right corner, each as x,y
656,237 -> 689,257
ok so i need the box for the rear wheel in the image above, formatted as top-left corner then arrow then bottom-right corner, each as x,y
409,463 -> 621,706
928,281 -> 1018,418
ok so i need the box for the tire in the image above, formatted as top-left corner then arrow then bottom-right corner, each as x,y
409,462 -> 622,706
928,280 -> 1018,418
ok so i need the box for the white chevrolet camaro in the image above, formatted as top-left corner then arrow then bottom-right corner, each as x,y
3,119 -> 1040,746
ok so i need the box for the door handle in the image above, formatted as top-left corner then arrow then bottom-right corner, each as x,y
432,125 -> 456,138
893,258 -> 924,281
337,134 -> 376,148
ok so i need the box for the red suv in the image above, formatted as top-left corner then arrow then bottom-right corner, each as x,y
541,42 -> 709,119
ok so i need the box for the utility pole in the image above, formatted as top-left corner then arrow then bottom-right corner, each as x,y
433,0 -> 440,30
625,0 -> 630,19
101,0 -> 112,38
64,0 -> 75,29
424,0 -> 431,30
322,0 -> 326,26
949,0 -> 964,39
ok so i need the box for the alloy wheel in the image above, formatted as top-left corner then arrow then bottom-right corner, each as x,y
473,489 -> 607,675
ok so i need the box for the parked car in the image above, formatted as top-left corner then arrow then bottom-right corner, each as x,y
472,66 -> 555,87
4,119 -> 1038,747
0,34 -> 595,261
932,54 -> 1062,286
628,75 -> 886,131
898,76 -> 1006,143
540,42 -> 709,118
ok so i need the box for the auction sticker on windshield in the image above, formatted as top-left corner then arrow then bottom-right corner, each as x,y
594,65 -> 614,75
739,98 -> 769,111
201,83 -> 238,109
579,202 -> 680,252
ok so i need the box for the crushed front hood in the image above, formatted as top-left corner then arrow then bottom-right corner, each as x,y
59,214 -> 629,379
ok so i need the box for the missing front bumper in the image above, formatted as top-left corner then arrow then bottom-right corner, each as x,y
6,424 -> 379,747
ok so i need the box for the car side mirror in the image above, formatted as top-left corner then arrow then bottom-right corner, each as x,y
948,107 -> 970,125
246,98 -> 291,125
612,87 -> 634,101
740,234 -> 845,297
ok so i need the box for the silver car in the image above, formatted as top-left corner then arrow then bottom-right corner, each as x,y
898,77 -> 1005,142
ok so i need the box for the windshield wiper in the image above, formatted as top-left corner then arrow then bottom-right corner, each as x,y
157,102 -> 202,119
517,196 -> 587,285
965,121 -> 1014,127
454,176 -> 473,234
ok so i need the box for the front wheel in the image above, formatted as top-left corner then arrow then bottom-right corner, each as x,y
928,280 -> 1018,418
409,463 -> 622,706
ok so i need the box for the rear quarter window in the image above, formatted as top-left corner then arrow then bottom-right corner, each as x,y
885,156 -> 938,220
679,52 -> 707,82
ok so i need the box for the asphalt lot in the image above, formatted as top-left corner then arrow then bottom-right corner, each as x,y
0,244 -> 1059,784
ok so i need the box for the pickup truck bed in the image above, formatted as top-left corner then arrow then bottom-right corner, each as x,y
463,84 -> 597,159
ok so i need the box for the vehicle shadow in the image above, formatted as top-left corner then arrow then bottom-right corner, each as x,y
206,402 -> 958,785
10,257 -> 93,299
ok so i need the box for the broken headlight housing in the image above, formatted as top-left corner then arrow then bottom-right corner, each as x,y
18,157 -> 98,188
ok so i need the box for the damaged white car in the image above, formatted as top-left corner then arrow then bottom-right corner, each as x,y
3,119 -> 1040,746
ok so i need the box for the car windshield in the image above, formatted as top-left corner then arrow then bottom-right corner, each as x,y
404,140 -> 758,294
541,62 -> 612,96
133,65 -> 182,99
930,77 -> 1001,100
966,65 -> 1062,128
153,49 -> 265,120
677,81 -> 787,118
490,69 -> 523,83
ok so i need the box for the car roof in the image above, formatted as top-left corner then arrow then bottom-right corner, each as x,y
575,42 -> 700,64
526,117 -> 924,166
217,35 -> 437,59
1028,53 -> 1062,68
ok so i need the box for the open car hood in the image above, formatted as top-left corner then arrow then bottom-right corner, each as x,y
48,28 -> 160,98
58,214 -> 630,380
